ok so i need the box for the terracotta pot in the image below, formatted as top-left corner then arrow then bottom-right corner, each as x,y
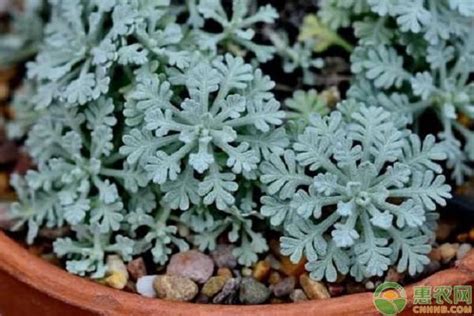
0,231 -> 473,316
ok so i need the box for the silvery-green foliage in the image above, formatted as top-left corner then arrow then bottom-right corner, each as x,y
5,0 -> 283,277
121,54 -> 286,206
26,0 -> 184,110
265,30 -> 324,85
319,0 -> 474,184
53,225 -> 134,278
193,0 -> 278,62
285,89 -> 330,124
0,0 -> 44,66
260,104 -> 451,282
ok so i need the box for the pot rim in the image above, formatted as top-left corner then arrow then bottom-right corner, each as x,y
1,231 -> 473,316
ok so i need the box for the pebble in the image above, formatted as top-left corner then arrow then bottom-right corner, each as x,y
265,254 -> 282,270
290,289 -> 308,302
195,293 -> 210,304
328,284 -> 345,297
299,274 -> 330,300
439,243 -> 459,263
270,298 -> 285,304
153,275 -> 198,301
457,233 -> 468,243
127,257 -> 147,280
279,256 -> 307,277
268,271 -> 282,285
436,222 -> 455,241
385,268 -> 402,283
177,224 -> 190,238
202,276 -> 229,297
136,275 -> 157,298
320,86 -> 341,107
211,245 -> 237,269
213,278 -> 240,304
252,260 -> 271,281
0,142 -> 18,164
0,173 -> 8,194
424,260 -> 441,275
241,267 -> 252,277
239,277 -> 271,304
346,282 -> 366,294
271,276 -> 295,297
125,280 -> 136,293
428,248 -> 442,262
167,250 -> 214,284
365,281 -> 375,290
456,243 -> 472,260
469,228 -> 474,241
104,255 -> 129,290
217,267 -> 233,278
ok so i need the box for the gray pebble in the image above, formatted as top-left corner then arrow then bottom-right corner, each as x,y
239,277 -> 271,304
271,277 -> 295,297
290,289 -> 308,302
213,278 -> 240,304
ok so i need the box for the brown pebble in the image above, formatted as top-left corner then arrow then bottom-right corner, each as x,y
202,276 -> 229,298
153,275 -> 198,302
439,243 -> 459,263
0,142 -> 19,164
127,257 -> 147,280
0,173 -> 8,193
457,233 -> 468,243
217,267 -> 233,278
252,260 -> 271,281
268,271 -> 282,285
279,256 -> 307,277
328,284 -> 345,297
469,228 -> 474,241
270,298 -> 285,304
428,248 -> 442,262
299,274 -> 330,300
167,250 -> 214,284
436,222 -> 455,241
125,280 -> 137,293
269,239 -> 282,256
320,86 -> 340,107
0,83 -> 8,101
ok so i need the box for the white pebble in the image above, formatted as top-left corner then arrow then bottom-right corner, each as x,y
365,281 -> 375,290
137,275 -> 158,298
457,243 -> 472,260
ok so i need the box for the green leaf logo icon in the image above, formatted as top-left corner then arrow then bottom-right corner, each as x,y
373,282 -> 407,315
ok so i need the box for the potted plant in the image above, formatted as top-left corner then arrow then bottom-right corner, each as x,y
0,0 -> 473,315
